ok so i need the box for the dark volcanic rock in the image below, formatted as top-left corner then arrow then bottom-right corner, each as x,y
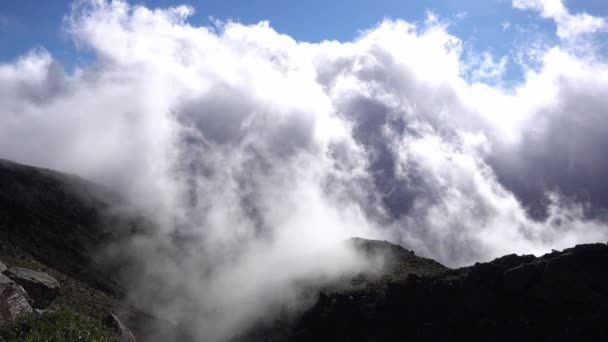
3,267 -> 59,308
247,240 -> 608,342
0,274 -> 32,320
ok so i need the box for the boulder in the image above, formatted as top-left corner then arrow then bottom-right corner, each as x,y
2,268 -> 59,308
0,273 -> 32,320
105,313 -> 137,342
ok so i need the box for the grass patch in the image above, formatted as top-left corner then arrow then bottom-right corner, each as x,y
0,240 -> 116,320
0,308 -> 112,342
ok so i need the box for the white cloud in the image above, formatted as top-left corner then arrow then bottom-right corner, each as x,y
463,51 -> 508,83
0,0 -> 608,340
513,0 -> 607,40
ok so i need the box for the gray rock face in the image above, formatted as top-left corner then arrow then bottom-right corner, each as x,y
0,274 -> 33,320
2,268 -> 59,308
105,313 -> 137,342
0,261 -> 6,274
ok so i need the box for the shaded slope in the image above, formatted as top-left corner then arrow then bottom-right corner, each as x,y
0,158 -> 130,295
0,158 -> 189,341
1,158 -> 607,342
238,238 -> 450,342
288,241 -> 608,342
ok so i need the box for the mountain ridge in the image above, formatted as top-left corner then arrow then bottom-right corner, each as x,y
0,158 -> 607,341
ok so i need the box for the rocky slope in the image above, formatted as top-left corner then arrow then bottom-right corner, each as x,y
1,158 -> 607,341
0,158 -> 130,295
0,159 -> 154,340
251,240 -> 608,342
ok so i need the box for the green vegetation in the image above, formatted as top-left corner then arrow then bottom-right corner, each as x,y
0,240 -> 116,320
0,308 -> 112,342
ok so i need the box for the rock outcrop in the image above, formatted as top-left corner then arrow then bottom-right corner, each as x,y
3,268 -> 59,309
0,274 -> 32,321
243,240 -> 608,342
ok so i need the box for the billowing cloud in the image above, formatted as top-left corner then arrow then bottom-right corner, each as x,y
0,0 -> 607,340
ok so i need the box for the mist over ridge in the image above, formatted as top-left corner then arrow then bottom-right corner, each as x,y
1,0 -> 608,340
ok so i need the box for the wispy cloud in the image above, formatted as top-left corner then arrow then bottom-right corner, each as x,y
455,11 -> 468,20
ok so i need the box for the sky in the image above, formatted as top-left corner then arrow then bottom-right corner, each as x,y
2,0 -> 607,79
1,1 -> 608,340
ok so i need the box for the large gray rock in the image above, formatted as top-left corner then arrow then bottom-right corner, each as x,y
2,268 -> 59,308
0,274 -> 32,320
105,313 -> 137,342
0,260 -> 6,273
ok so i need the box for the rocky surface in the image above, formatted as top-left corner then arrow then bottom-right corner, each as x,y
0,274 -> 32,321
0,159 -> 145,336
239,239 -> 450,342
0,158 -> 136,296
3,267 -> 60,309
265,241 -> 608,342
1,158 -> 608,342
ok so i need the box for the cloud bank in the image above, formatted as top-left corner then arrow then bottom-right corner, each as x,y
0,0 -> 607,339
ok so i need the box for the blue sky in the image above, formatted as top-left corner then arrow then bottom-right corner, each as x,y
0,0 -> 607,77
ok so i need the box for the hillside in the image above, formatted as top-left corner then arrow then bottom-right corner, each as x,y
284,241 -> 608,341
0,158 -> 607,341
0,159 -> 167,340
238,238 -> 608,342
